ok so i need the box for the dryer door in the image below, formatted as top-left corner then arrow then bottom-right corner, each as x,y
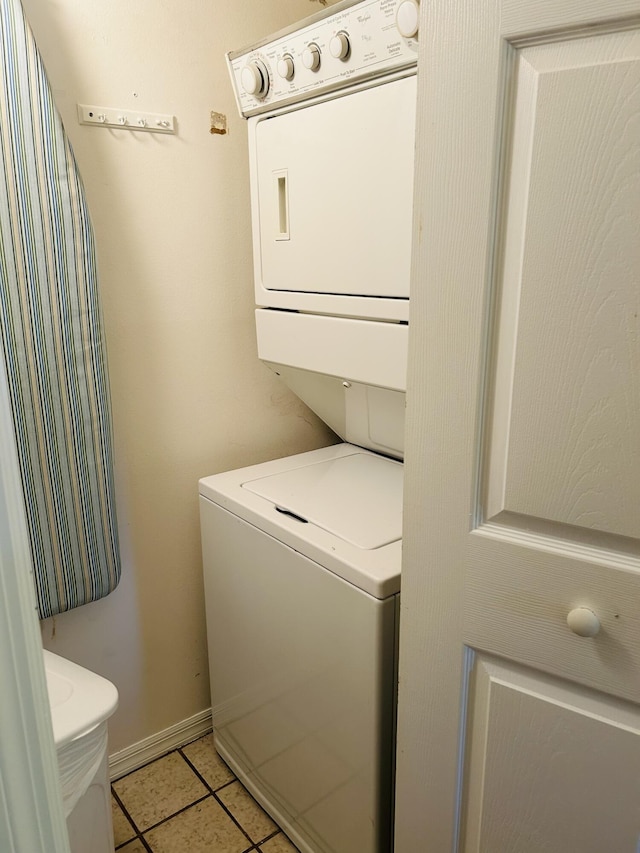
250,74 -> 416,304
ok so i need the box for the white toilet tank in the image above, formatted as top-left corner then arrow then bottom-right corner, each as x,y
44,650 -> 118,853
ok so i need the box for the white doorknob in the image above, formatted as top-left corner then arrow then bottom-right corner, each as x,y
567,607 -> 600,638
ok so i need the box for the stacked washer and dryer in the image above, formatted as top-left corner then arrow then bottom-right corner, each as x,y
199,2 -> 418,851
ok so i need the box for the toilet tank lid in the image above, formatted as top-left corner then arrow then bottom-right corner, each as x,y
43,650 -> 118,747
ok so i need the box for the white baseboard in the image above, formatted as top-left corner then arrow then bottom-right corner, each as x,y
108,708 -> 212,781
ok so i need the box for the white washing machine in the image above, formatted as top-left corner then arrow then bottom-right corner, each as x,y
200,444 -> 402,853
202,2 -> 418,851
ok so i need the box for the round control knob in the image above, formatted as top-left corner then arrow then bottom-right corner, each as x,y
241,60 -> 269,98
329,32 -> 350,61
396,0 -> 420,38
302,43 -> 321,71
277,54 -> 295,80
567,607 -> 600,638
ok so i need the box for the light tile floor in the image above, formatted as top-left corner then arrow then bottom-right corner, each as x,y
111,733 -> 300,853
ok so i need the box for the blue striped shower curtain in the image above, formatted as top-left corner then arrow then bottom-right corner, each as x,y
0,0 -> 120,617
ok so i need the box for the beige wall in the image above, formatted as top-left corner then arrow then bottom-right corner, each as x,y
24,0 -> 336,753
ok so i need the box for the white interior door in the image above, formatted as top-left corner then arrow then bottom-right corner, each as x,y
0,347 -> 70,853
396,0 -> 640,850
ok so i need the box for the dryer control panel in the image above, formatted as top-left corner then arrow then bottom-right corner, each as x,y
226,0 -> 419,117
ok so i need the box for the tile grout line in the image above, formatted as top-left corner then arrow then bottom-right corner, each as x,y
112,737 -> 293,852
178,745 -> 237,796
112,754 -> 212,848
112,785 -> 152,851
112,745 -> 213,841
178,746 -> 266,849
177,746 -> 287,851
136,834 -> 154,853
141,792 -> 212,835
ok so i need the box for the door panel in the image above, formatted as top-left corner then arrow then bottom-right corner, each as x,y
466,530 -> 640,703
253,75 -> 416,298
471,27 -> 640,700
501,0 -> 640,36
486,32 -> 640,538
464,656 -> 640,853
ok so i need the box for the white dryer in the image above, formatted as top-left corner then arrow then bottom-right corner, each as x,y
201,1 -> 418,851
232,0 -> 418,460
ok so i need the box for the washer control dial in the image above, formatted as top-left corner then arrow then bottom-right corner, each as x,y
277,54 -> 295,80
329,32 -> 350,60
396,0 -> 420,38
241,60 -> 270,98
302,43 -> 321,71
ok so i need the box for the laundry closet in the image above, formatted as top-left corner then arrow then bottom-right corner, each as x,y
200,1 -> 418,851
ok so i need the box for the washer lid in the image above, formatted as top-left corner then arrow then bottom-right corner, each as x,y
242,451 -> 403,549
